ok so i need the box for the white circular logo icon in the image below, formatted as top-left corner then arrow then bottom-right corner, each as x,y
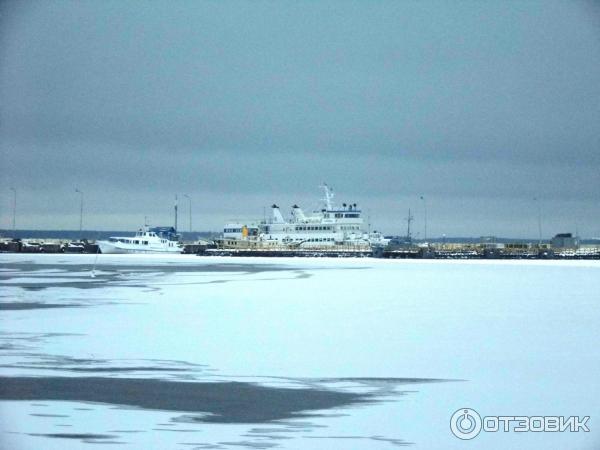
450,408 -> 482,440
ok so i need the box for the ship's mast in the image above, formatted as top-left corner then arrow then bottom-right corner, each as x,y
320,183 -> 334,210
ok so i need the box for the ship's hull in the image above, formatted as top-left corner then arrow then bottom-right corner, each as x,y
215,238 -> 370,250
97,241 -> 183,254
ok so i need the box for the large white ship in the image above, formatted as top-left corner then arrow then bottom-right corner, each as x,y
217,185 -> 387,250
97,226 -> 184,254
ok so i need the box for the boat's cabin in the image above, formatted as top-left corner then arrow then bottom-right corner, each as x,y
135,230 -> 159,238
109,237 -> 152,245
107,226 -> 181,246
223,223 -> 260,240
321,209 -> 362,220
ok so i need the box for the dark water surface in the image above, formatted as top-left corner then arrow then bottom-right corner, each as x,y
0,376 -> 442,424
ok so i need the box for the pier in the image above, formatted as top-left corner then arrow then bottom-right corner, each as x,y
2,236 -> 598,259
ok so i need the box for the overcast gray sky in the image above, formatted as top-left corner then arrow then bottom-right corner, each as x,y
1,1 -> 599,237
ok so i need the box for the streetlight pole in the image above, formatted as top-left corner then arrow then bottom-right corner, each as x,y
534,197 -> 542,247
75,188 -> 83,239
183,194 -> 192,233
406,208 -> 413,241
420,195 -> 427,241
10,187 -> 16,235
174,195 -> 178,231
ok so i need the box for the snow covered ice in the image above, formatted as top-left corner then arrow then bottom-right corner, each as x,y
1,253 -> 599,449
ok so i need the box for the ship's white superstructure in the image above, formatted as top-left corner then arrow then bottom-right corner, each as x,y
97,227 -> 183,254
218,185 -> 388,249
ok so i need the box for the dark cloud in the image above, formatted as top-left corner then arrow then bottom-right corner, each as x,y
1,1 -> 599,237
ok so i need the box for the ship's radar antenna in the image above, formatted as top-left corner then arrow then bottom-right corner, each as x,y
320,183 -> 334,210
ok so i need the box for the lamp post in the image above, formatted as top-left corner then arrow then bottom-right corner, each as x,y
534,197 -> 542,247
420,195 -> 427,241
174,195 -> 178,231
405,208 -> 413,241
183,194 -> 192,233
75,188 -> 83,239
10,187 -> 16,235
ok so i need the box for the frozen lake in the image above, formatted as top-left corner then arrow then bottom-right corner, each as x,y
1,254 -> 598,449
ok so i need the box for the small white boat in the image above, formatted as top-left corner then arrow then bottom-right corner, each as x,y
97,227 -> 183,254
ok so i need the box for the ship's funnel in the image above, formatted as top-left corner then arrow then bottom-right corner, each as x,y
272,205 -> 285,223
291,205 -> 306,222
